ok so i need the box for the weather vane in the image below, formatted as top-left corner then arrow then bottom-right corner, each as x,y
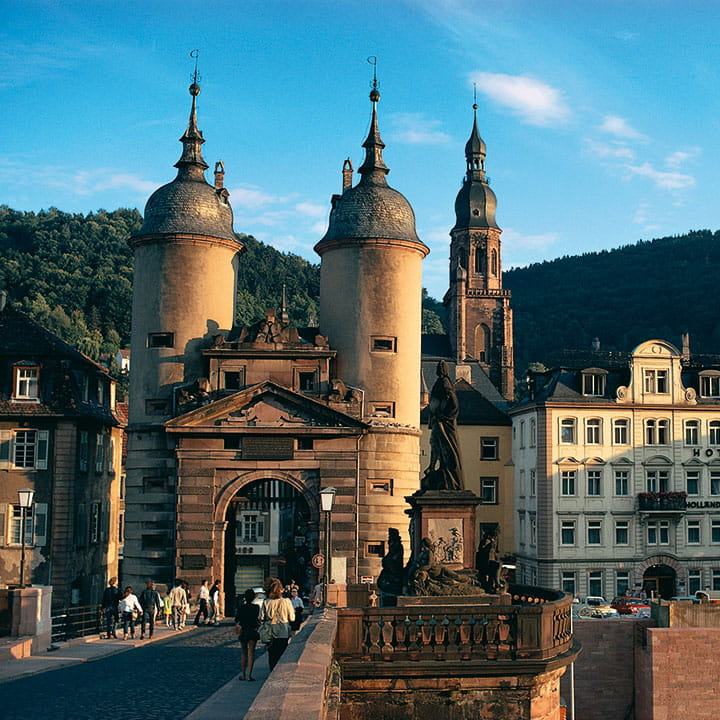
367,56 -> 378,90
190,49 -> 200,85
473,82 -> 478,110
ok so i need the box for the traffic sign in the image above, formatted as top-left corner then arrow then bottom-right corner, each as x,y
312,553 -> 325,568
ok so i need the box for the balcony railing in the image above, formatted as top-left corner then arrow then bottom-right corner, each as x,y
637,492 -> 687,512
335,585 -> 573,664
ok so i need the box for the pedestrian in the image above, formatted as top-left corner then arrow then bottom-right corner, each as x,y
101,576 -> 122,639
309,581 -> 323,613
289,586 -> 304,635
209,580 -> 221,625
261,577 -> 294,670
119,586 -> 143,640
163,590 -> 173,627
194,579 -> 211,626
139,580 -> 163,639
235,588 -> 261,681
169,579 -> 188,630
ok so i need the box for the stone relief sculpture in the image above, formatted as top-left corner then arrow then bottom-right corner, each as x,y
422,360 -> 464,491
405,537 -> 479,596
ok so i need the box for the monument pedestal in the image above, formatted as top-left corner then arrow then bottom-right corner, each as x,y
405,489 -> 481,570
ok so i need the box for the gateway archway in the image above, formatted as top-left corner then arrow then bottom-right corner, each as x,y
643,563 -> 676,600
223,477 -> 316,613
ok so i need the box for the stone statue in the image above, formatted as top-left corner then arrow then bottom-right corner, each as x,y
377,528 -> 404,606
406,537 -> 474,596
422,360 -> 464,491
476,530 -> 505,594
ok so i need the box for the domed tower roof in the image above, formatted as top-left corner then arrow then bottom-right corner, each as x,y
452,104 -> 499,231
134,81 -> 236,242
316,80 -> 425,250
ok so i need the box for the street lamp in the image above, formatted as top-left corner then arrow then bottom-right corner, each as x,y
18,488 -> 34,587
319,486 -> 336,607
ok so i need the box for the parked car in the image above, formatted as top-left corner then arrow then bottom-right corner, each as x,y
670,596 -> 699,604
576,596 -> 619,618
612,596 -> 651,616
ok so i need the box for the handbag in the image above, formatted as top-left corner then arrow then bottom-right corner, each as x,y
258,622 -> 273,644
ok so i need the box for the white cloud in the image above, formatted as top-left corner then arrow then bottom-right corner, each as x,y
229,184 -> 278,209
583,138 -> 635,161
665,148 -> 701,169
294,202 -> 326,219
625,163 -> 696,190
472,72 -> 570,126
599,115 -> 646,141
502,228 -> 560,252
388,113 -> 451,145
311,220 -> 328,235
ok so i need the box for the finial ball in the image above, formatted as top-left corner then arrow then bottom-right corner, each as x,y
473,103 -> 478,110
189,83 -> 201,97
369,88 -> 380,103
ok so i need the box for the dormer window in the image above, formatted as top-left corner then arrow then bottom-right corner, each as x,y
13,366 -> 39,402
644,369 -> 668,394
582,369 -> 607,396
700,371 -> 720,398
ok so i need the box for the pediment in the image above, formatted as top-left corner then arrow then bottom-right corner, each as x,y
583,456 -> 606,466
682,457 -> 706,467
556,456 -> 581,466
641,454 -> 673,466
165,381 -> 366,431
610,457 -> 634,466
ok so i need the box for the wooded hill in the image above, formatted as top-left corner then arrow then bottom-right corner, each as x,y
1,206 -> 717,374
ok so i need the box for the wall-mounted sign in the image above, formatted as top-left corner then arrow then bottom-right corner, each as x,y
312,554 -> 325,568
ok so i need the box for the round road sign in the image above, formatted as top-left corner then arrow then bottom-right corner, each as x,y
312,554 -> 325,568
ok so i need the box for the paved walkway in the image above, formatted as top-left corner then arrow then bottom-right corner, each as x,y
0,621 -> 269,719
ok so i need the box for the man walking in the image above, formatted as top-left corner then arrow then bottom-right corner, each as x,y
194,579 -> 210,626
168,579 -> 187,630
101,576 -> 121,639
139,580 -> 163,639
208,580 -> 221,625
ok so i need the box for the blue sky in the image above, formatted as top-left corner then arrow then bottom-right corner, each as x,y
2,1 -> 719,300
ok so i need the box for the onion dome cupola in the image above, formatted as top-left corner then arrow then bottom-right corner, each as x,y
315,81 -> 426,252
135,81 -> 236,242
452,103 -> 499,231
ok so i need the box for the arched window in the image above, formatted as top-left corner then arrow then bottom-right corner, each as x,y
586,418 -> 602,445
490,248 -> 498,276
457,247 -> 466,270
474,323 -> 491,362
474,247 -> 483,274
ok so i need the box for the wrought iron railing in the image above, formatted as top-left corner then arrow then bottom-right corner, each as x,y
637,492 -> 687,512
51,604 -> 102,643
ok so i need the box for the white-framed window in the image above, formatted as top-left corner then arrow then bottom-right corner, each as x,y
588,571 -> 603,596
370,336 -> 397,353
647,520 -> 670,545
481,477 -> 498,504
221,368 -> 246,390
711,471 -> 720,496
520,421 -> 525,448
687,518 -> 701,545
686,470 -> 700,496
296,370 -> 318,393
646,470 -> 670,493
7,503 -> 48,546
710,421 -> 720,446
713,570 -> 720,592
530,419 -> 536,447
561,470 -> 576,496
587,520 -> 602,545
560,418 -> 576,444
238,512 -> 268,544
530,515 -> 536,546
689,569 -> 702,594
9,505 -> 33,545
13,366 -> 39,401
685,420 -> 700,446
644,368 -> 668,394
582,372 -> 606,397
700,373 -> 720,398
79,431 -> 89,472
616,571 -> 630,597
108,437 -> 115,473
95,434 -> 105,473
480,437 -> 499,460
712,518 -> 720,544
586,418 -> 602,445
613,418 -> 629,445
561,571 -> 577,596
587,470 -> 602,496
614,469 -> 630,496
518,514 -> 526,546
646,419 -> 669,445
530,469 -> 536,497
615,519 -> 629,545
561,520 -> 576,545
0,430 -> 49,470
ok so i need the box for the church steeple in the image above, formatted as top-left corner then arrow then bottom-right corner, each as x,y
174,74 -> 209,178
357,61 -> 389,182
465,102 -> 487,178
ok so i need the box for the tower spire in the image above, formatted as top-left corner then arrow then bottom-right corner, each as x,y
465,87 -> 487,181
358,56 -> 389,182
175,50 -> 209,177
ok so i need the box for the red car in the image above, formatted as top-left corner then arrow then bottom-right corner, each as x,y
611,597 -> 649,615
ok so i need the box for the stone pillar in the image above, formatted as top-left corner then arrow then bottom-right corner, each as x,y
11,585 -> 52,653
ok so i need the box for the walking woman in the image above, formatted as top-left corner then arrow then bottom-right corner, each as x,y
262,578 -> 294,671
235,588 -> 261,681
119,586 -> 143,640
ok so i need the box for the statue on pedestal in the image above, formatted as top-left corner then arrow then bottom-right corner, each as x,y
377,528 -> 404,606
422,360 -> 464,491
405,537 -> 479,596
476,530 -> 506,594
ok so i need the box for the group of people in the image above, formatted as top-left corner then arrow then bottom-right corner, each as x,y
101,577 -> 223,640
234,578 -> 306,681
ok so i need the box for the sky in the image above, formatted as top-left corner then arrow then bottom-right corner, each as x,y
2,0 -> 719,300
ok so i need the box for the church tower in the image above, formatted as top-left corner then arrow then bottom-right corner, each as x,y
444,103 -> 514,401
315,77 -> 429,575
124,77 -> 243,586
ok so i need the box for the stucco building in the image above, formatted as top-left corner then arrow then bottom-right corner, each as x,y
512,338 -> 720,599
123,76 -> 428,604
0,298 -> 123,606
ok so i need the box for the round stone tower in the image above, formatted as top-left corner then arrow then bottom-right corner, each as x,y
124,79 -> 242,586
315,82 -> 429,578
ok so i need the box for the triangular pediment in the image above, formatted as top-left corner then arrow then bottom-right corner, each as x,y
165,381 -> 366,431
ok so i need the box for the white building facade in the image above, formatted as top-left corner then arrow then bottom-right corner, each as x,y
512,339 -> 720,600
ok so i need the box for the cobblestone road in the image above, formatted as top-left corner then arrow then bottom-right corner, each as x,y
0,624 -> 262,720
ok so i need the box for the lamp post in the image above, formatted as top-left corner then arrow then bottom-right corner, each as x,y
18,488 -> 34,587
319,486 -> 336,607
